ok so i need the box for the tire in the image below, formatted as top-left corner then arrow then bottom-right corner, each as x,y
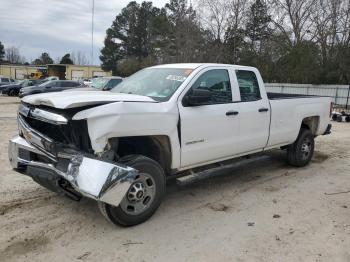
8,89 -> 15,96
287,128 -> 315,167
331,113 -> 338,121
98,155 -> 166,226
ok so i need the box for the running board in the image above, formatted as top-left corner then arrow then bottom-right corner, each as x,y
176,155 -> 270,186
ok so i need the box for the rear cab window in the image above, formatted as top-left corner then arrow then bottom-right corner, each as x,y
236,70 -> 261,102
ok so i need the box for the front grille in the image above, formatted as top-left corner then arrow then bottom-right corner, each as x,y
24,115 -> 67,142
20,105 -> 93,153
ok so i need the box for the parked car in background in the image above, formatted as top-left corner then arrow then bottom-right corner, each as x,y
0,76 -> 16,86
1,79 -> 40,96
91,76 -> 122,91
19,80 -> 84,97
46,76 -> 59,81
83,78 -> 92,86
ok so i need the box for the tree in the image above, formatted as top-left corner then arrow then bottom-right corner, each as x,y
197,0 -> 231,43
60,53 -> 74,64
32,52 -> 53,65
274,41 -> 321,83
223,0 -> 247,64
164,0 -> 205,63
271,0 -> 316,46
0,41 -> 4,61
5,46 -> 26,64
196,0 -> 232,62
100,1 -> 170,75
245,0 -> 272,53
99,0 -> 350,84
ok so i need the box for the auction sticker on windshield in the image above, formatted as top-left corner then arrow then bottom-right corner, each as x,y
166,75 -> 187,82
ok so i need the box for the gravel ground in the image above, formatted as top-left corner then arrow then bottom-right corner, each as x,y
0,95 -> 350,262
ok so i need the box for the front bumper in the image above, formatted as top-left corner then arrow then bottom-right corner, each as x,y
9,135 -> 138,206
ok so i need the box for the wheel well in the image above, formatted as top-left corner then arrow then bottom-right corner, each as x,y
111,136 -> 172,175
301,116 -> 319,135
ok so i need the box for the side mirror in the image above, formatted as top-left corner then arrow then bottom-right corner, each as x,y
183,89 -> 211,107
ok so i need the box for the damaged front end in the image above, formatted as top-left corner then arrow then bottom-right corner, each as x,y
8,103 -> 137,207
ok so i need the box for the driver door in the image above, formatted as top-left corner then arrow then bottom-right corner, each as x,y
178,67 -> 240,168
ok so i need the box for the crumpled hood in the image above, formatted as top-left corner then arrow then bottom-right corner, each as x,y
21,90 -> 157,109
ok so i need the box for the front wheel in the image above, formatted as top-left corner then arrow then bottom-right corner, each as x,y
98,155 -> 166,226
287,128 -> 315,167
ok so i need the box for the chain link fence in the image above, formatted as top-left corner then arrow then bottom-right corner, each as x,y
265,83 -> 350,108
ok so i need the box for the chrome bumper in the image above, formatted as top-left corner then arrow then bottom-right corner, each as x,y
9,135 -> 138,207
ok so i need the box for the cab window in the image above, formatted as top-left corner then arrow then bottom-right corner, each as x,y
189,69 -> 232,105
105,79 -> 122,90
236,70 -> 261,102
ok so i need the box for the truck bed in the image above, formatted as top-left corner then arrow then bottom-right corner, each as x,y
267,92 -> 319,100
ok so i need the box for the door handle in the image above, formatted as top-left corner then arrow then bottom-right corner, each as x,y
226,110 -> 239,116
258,108 -> 269,112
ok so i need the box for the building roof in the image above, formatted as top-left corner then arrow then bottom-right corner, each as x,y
47,64 -> 103,68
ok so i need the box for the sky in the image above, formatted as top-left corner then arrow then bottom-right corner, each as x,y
0,0 -> 169,65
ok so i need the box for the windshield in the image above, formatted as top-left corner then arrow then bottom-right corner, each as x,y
105,78 -> 122,90
91,78 -> 109,89
20,79 -> 31,87
111,68 -> 192,101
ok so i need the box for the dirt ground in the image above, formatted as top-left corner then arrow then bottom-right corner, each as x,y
0,95 -> 350,262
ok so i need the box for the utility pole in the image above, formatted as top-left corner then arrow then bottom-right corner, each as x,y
91,0 -> 94,65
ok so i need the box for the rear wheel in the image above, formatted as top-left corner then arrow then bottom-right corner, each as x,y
287,128 -> 314,167
8,89 -> 15,96
98,155 -> 166,226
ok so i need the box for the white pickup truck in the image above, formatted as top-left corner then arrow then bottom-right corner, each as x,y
8,63 -> 332,226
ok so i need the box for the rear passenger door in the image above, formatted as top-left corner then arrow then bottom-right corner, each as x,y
234,69 -> 270,153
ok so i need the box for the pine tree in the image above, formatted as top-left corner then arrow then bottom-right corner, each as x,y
100,1 -> 164,75
33,52 -> 53,65
165,0 -> 204,62
245,0 -> 272,54
60,53 -> 74,64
